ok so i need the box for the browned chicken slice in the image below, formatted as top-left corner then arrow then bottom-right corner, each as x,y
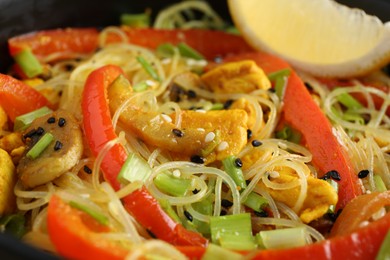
107,77 -> 249,163
17,110 -> 83,188
0,148 -> 16,214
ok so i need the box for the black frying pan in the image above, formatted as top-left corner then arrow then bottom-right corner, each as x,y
0,0 -> 389,259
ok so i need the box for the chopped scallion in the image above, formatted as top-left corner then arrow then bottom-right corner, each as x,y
267,68 -> 291,81
243,192 -> 268,212
225,26 -> 240,35
14,106 -> 52,131
69,201 -> 109,226
201,244 -> 242,260
120,13 -> 150,28
154,172 -> 192,197
276,125 -> 301,143
133,81 -> 149,92
159,199 -> 182,224
376,228 -> 390,260
177,42 -> 204,60
374,175 -> 387,192
222,155 -> 247,190
325,179 -> 338,213
136,56 -> 161,81
257,227 -> 307,249
0,214 -> 26,238
117,153 -> 152,184
336,92 -> 363,110
26,132 -> 54,159
156,43 -> 176,58
192,194 -> 214,235
210,102 -> 224,110
13,49 -> 43,78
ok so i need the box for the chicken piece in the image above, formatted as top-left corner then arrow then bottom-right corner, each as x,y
201,60 -> 271,94
107,77 -> 248,163
230,98 -> 259,130
0,148 -> 16,214
17,110 -> 83,188
242,151 -> 337,223
0,132 -> 25,164
0,106 -> 8,131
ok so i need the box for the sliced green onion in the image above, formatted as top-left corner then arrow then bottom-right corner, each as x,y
117,153 -> 152,184
177,43 -> 204,60
336,92 -> 363,110
210,102 -> 224,110
225,26 -> 240,35
276,126 -> 301,143
120,13 -> 150,28
13,49 -> 43,78
376,228 -> 390,260
243,192 -> 268,212
192,194 -> 214,235
210,213 -> 256,250
267,68 -> 291,81
133,81 -> 150,92
0,214 -> 26,238
136,56 -> 161,81
256,227 -> 307,249
154,172 -> 192,197
201,244 -> 242,260
374,175 -> 387,192
159,199 -> 182,224
274,76 -> 288,98
222,155 -> 247,190
156,43 -> 176,58
343,111 -> 365,125
26,132 -> 54,159
14,106 -> 52,131
69,201 -> 108,226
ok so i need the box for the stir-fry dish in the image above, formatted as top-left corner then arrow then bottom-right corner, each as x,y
0,1 -> 390,259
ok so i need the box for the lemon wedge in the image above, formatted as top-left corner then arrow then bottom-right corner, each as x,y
228,0 -> 390,77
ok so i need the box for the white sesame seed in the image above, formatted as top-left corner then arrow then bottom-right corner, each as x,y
161,58 -> 172,64
195,109 -> 206,113
217,141 -> 229,151
146,80 -> 157,87
205,132 -> 215,143
197,128 -> 205,132
161,114 -> 172,123
359,220 -> 370,228
269,171 -> 280,178
366,190 -> 371,194
173,169 -> 181,177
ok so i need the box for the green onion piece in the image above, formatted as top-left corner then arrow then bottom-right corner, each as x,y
376,228 -> 390,260
154,172 -> 192,197
159,199 -> 182,224
0,214 -> 26,238
276,125 -> 301,143
201,130 -> 221,157
336,92 -> 363,110
177,43 -> 204,60
26,132 -> 54,159
192,194 -> 214,235
201,244 -> 242,260
274,76 -> 287,99
156,43 -> 176,58
117,153 -> 152,184
267,68 -> 291,81
13,49 -> 43,78
256,227 -> 307,249
120,13 -> 150,28
136,56 -> 161,81
210,102 -> 224,110
225,26 -> 240,35
210,213 -> 256,250
325,179 -> 338,213
69,201 -> 109,226
222,155 -> 247,190
133,81 -> 149,92
243,192 -> 268,212
374,175 -> 387,192
343,111 -> 365,125
14,106 -> 52,131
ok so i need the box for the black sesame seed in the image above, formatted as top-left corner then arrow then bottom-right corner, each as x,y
221,199 -> 233,208
36,127 -> 45,136
83,165 -> 92,174
220,210 -> 227,216
304,82 -> 313,91
192,189 -> 200,194
24,129 -> 38,139
187,90 -> 197,99
190,155 -> 205,164
223,99 -> 234,109
47,117 -> 56,124
246,180 -> 251,185
184,210 -> 193,222
172,128 -> 184,137
268,88 -> 276,93
58,118 -> 66,127
54,141 -> 63,151
234,158 -> 243,168
320,173 -> 330,180
146,229 -> 156,238
251,140 -> 262,147
254,210 -> 268,217
247,129 -> 253,140
358,169 -> 370,179
327,170 -> 341,181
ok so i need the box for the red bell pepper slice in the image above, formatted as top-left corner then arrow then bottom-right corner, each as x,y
224,52 -> 362,209
0,73 -> 52,122
47,195 -> 129,260
81,64 -> 207,247
8,27 -> 253,62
